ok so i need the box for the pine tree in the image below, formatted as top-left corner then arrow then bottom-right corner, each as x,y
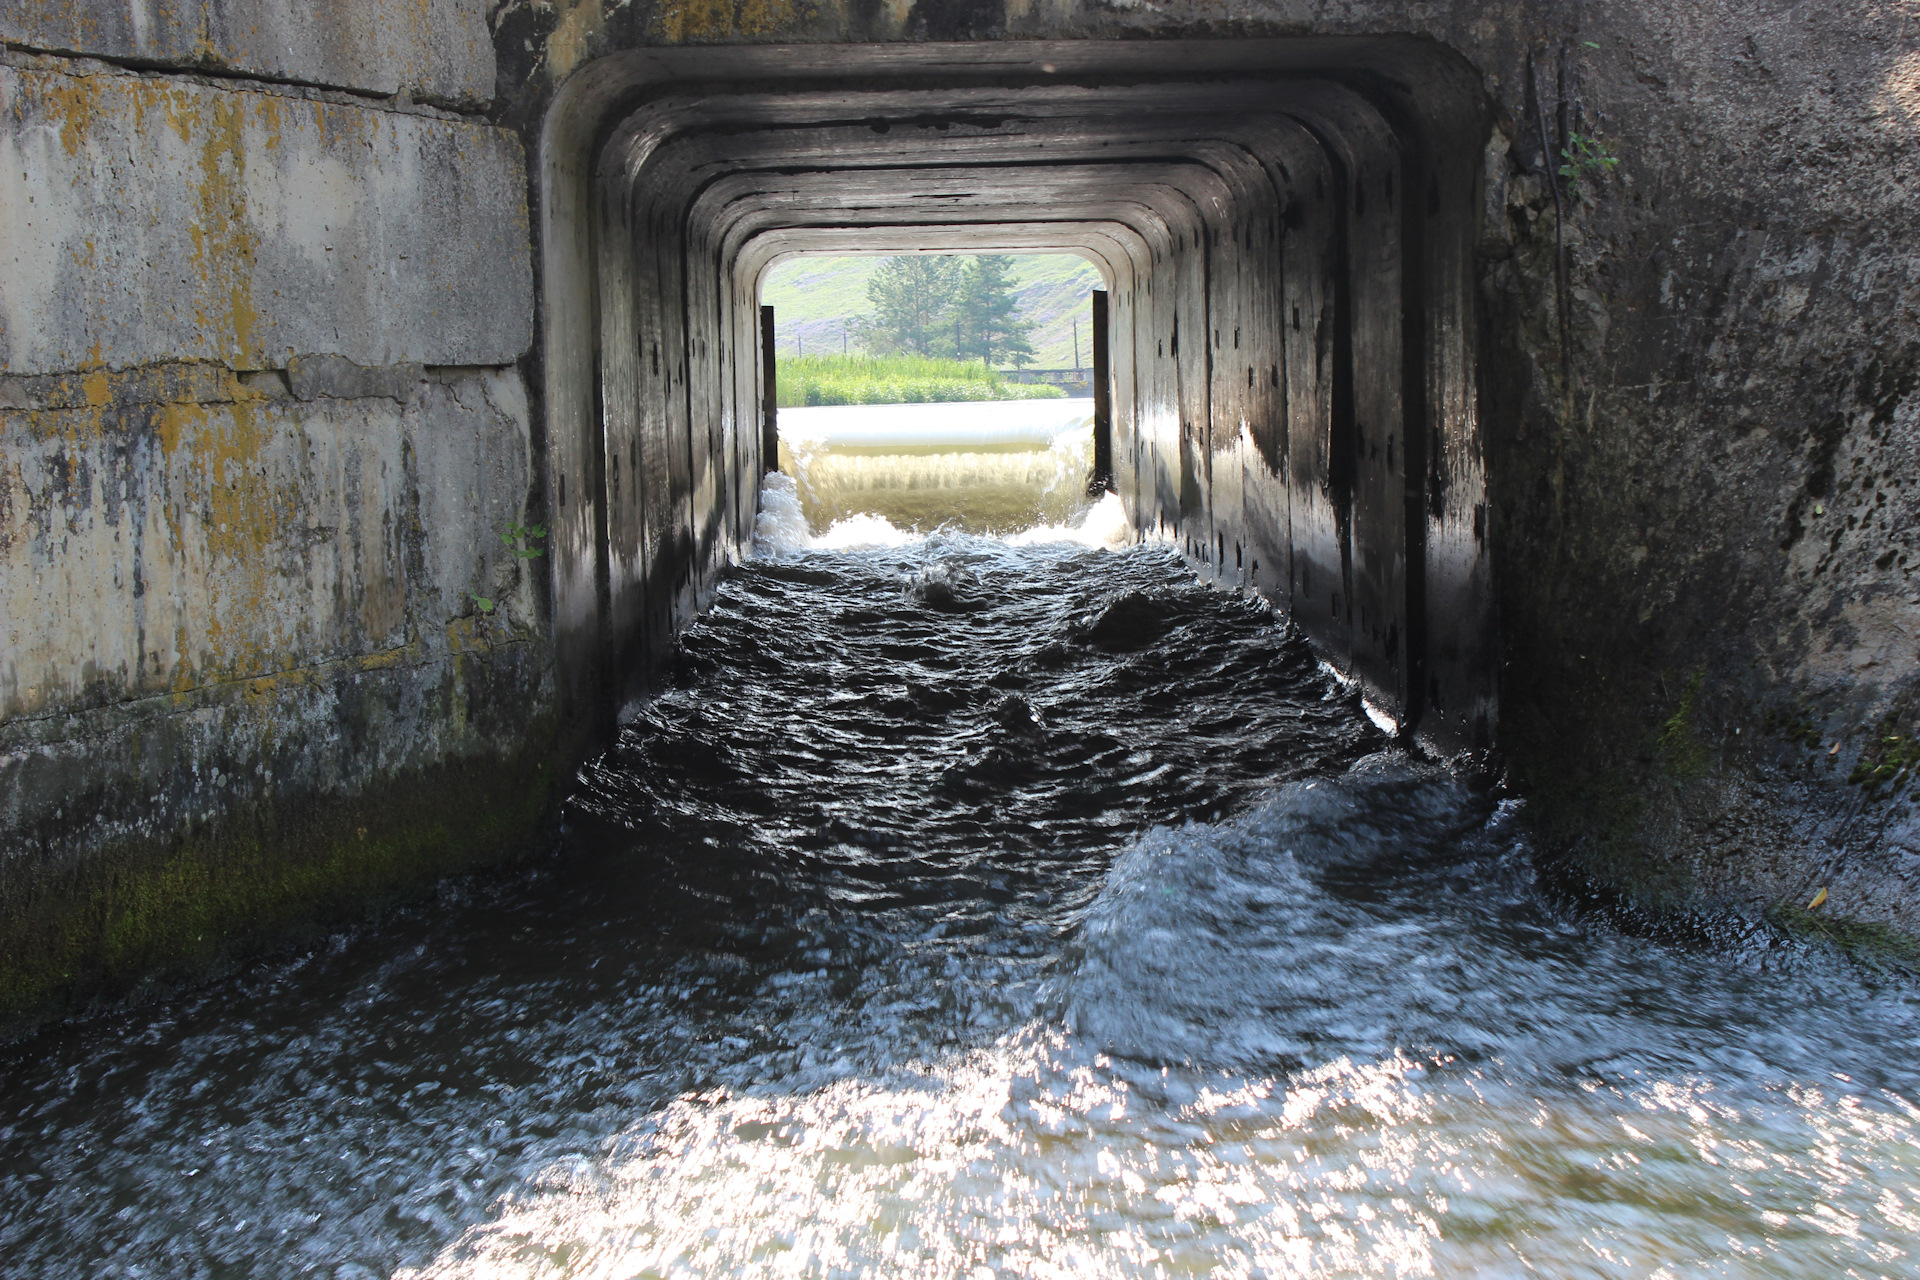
955,255 -> 1036,368
857,256 -> 963,355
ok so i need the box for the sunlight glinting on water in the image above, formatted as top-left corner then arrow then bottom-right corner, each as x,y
396,1046 -> 1444,1280
386,745 -> 1920,1279
394,1029 -> 1920,1279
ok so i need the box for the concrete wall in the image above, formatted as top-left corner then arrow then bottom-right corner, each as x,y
451,0 -> 1920,953
3,0 -> 1920,1019
0,0 -> 495,105
0,28 -> 544,1018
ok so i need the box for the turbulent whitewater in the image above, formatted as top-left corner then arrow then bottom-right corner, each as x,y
776,397 -> 1098,534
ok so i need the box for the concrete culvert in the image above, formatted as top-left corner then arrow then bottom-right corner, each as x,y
5,12 -> 1920,1268
541,41 -> 1496,760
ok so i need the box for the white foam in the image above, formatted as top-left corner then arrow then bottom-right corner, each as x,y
807,511 -> 924,551
751,471 -> 814,558
1002,491 -> 1133,550
752,474 -> 1133,557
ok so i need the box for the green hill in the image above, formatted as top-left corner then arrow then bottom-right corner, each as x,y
760,253 -> 1104,369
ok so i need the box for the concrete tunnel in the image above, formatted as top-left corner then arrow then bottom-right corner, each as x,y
14,0 -> 1920,1248
5,1 -> 1920,1022
538,40 -> 1498,762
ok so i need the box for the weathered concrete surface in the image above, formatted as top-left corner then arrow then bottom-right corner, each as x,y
1,366 -> 536,717
0,364 -> 552,1012
0,55 -> 531,374
0,0 -> 495,106
1474,3 -> 1920,946
0,42 -> 543,1020
536,45 -> 1494,791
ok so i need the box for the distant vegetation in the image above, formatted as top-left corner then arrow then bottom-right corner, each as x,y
777,354 -> 1066,408
853,256 -> 1036,367
763,254 -> 1102,368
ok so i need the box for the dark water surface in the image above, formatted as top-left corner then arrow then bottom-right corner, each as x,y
4,532 -> 1920,1279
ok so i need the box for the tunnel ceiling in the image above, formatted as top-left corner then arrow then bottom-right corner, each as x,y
541,39 -> 1497,756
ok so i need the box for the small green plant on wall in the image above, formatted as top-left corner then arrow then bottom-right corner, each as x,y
1656,670 -> 1710,782
469,523 -> 547,616
1559,132 -> 1620,198
1847,714 -> 1920,798
503,522 -> 548,560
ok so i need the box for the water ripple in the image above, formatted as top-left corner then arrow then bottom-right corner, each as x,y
2,530 -> 1917,1278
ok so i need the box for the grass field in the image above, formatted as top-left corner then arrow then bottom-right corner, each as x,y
776,354 -> 1066,407
761,254 -> 1104,369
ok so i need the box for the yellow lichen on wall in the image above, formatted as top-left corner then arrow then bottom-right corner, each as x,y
180,90 -> 260,367
5,382 -> 376,717
2,360 -> 536,724
650,0 -> 819,46
5,0 -> 499,106
27,63 -> 104,159
547,0 -> 605,81
157,392 -> 308,696
2,52 -> 532,727
186,399 -> 275,678
735,0 -> 814,37
3,58 -> 527,376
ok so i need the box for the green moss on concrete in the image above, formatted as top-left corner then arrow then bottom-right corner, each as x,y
1762,699 -> 1821,750
0,732 -> 557,1027
1656,670 -> 1710,783
1522,761 -> 1694,909
1766,901 -> 1920,973
1846,711 -> 1920,798
1508,668 -> 1715,914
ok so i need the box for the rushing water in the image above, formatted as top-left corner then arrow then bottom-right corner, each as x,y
4,503 -> 1920,1279
777,398 -> 1096,534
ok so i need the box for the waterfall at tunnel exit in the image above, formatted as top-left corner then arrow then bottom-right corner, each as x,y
777,397 -> 1098,536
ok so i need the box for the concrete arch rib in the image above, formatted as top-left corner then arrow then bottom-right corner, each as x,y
537,39 -> 1494,767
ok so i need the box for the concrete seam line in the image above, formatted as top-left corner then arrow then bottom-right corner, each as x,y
0,44 -> 494,124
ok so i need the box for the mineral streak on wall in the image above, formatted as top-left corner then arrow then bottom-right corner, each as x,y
3,0 -> 1920,1021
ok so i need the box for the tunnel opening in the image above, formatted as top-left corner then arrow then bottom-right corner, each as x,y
760,250 -> 1108,542
539,38 -> 1496,761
